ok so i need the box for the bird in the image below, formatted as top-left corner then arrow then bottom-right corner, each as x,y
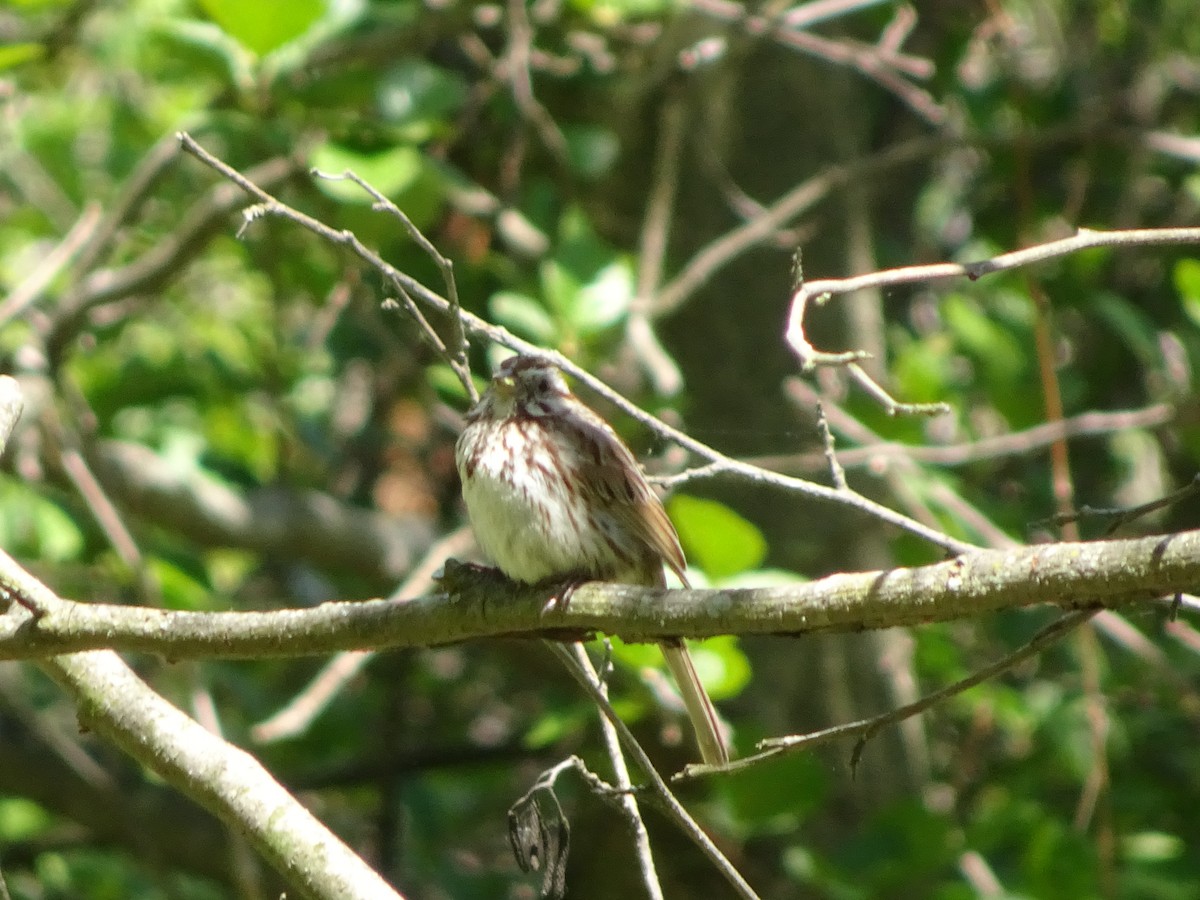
455,353 -> 727,765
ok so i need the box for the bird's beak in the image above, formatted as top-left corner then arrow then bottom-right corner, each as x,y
493,374 -> 516,399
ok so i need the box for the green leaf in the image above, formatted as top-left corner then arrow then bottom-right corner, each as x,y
607,635 -> 749,702
309,143 -> 445,226
0,797 -> 52,841
942,293 -> 1024,385
523,706 -> 593,749
892,333 -> 955,403
148,557 -> 215,611
0,480 -> 85,563
573,259 -> 634,335
562,124 -> 620,179
427,363 -> 484,405
720,749 -> 828,827
378,59 -> 469,140
151,18 -> 258,89
539,257 -> 582,320
1174,258 -> 1200,327
667,494 -> 766,580
489,291 -> 559,343
197,0 -> 326,55
1122,832 -> 1185,864
687,635 -> 751,699
0,43 -> 44,70
309,143 -> 424,202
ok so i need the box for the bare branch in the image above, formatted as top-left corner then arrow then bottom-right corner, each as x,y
43,650 -> 405,900
176,133 -> 975,555
653,134 -> 950,317
251,525 -> 475,744
550,643 -> 760,900
786,226 -> 1200,363
311,168 -> 476,402
749,401 -> 1175,473
0,202 -> 102,325
2,530 -> 1198,660
0,377 -> 24,455
785,227 -> 1200,407
569,644 -> 664,900
630,94 -> 688,396
746,609 -> 1094,770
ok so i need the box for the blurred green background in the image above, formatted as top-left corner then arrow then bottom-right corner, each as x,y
2,0 -> 1200,897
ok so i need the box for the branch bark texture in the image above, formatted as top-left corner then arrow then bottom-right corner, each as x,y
1,529 -> 1193,660
42,650 -> 405,900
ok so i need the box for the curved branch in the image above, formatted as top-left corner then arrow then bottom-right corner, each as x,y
1,530 -> 1196,660
786,226 -> 1200,367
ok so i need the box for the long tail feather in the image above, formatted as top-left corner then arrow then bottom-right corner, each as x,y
660,640 -> 728,765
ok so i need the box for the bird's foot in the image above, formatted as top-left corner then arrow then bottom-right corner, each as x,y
538,575 -> 589,615
437,558 -> 511,594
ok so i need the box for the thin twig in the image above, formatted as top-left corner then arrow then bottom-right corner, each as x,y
814,403 -> 847,490
654,134 -> 951,316
177,132 -> 976,556
1044,473 -> 1200,536
746,402 -> 1175,472
786,229 -> 1200,412
786,227 -> 1200,365
705,609 -> 1097,775
630,94 -> 687,396
571,644 -> 664,900
0,202 -> 102,325
548,642 -> 761,900
312,169 -> 476,402
686,0 -> 943,123
845,361 -> 951,417
251,525 -> 475,744
783,378 -> 1018,548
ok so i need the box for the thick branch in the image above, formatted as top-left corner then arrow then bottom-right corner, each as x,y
1,530 -> 1195,660
42,650 -> 403,900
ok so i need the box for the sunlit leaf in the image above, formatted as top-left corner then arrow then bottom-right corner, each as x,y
562,124 -> 620,179
197,0 -> 326,55
573,259 -> 634,334
1122,831 -> 1185,863
1174,258 -> 1200,327
378,59 -> 468,138
309,142 -> 445,226
427,363 -> 484,405
309,143 -> 424,202
489,291 -> 559,343
0,798 -> 52,842
149,557 -> 216,611
0,43 -> 44,70
667,494 -> 766,580
0,480 -> 85,563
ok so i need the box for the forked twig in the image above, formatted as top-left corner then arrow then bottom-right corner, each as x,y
548,642 -> 760,900
685,608 -> 1097,778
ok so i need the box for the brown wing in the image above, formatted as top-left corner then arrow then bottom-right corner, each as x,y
567,402 -> 690,588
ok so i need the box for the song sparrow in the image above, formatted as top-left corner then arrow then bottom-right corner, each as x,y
455,353 -> 728,765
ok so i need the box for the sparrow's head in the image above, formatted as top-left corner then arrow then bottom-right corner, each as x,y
476,353 -> 572,419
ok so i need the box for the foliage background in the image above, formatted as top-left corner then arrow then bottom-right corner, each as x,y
2,0 -> 1200,898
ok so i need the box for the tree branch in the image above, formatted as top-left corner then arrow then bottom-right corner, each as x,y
786,226 -> 1200,368
42,650 -> 405,900
1,530 -> 1195,660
